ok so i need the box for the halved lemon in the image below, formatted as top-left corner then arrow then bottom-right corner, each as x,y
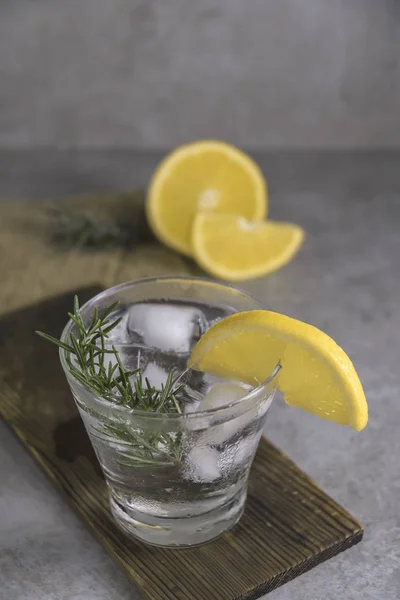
188,310 -> 368,431
146,141 -> 267,256
192,214 -> 304,281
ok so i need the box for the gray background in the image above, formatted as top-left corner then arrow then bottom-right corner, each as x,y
1,1 -> 400,599
1,0 -> 400,149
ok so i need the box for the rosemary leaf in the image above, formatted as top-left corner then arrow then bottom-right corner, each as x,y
35,331 -> 74,353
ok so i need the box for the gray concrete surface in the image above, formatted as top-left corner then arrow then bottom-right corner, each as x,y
0,150 -> 400,599
1,2 -> 400,149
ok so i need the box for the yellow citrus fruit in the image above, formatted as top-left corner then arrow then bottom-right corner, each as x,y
192,214 -> 304,281
188,310 -> 368,431
146,141 -> 267,256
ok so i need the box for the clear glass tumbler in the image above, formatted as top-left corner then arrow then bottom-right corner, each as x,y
60,277 -> 279,547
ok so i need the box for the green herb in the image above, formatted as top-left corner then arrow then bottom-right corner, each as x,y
47,206 -> 152,250
35,296 -> 187,469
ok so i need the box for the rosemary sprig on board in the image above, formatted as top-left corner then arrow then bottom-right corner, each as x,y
47,205 -> 152,250
35,296 -> 187,468
48,208 -> 131,249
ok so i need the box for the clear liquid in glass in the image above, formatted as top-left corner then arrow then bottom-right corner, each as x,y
73,299 -> 274,546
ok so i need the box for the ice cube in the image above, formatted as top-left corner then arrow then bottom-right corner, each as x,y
183,397 -> 201,414
232,431 -> 261,466
200,382 -> 249,410
102,310 -> 130,343
142,363 -> 168,390
127,303 -> 206,354
217,432 -> 261,473
192,382 -> 253,444
183,446 -> 221,482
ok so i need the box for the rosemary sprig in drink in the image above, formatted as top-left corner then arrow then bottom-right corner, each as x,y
36,296 -> 187,468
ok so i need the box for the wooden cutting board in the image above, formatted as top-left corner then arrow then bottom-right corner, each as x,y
0,287 -> 363,600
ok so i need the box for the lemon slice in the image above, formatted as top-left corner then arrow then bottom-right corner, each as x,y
188,311 -> 368,431
146,141 -> 267,256
192,214 -> 304,281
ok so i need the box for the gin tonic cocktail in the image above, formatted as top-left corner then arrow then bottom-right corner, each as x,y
60,277 -> 279,547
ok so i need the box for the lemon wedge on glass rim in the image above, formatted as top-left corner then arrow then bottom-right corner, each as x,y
188,310 -> 368,431
146,140 -> 267,256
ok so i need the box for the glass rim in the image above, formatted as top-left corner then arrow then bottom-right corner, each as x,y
67,275 -> 261,312
59,276 -> 280,420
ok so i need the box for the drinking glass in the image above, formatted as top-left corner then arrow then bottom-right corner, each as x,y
60,277 -> 279,547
